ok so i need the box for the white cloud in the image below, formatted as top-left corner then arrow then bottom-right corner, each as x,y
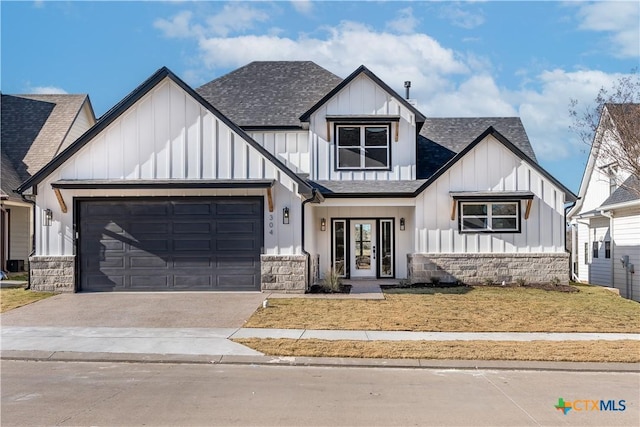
385,7 -> 419,34
439,4 -> 485,29
28,85 -> 68,94
154,10 -> 199,39
291,0 -> 313,15
576,1 -> 640,58
205,3 -> 269,37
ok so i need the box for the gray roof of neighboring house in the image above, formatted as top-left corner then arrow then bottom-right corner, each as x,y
0,151 -> 24,202
600,175 -> 640,208
417,117 -> 537,179
1,94 -> 91,189
196,61 -> 343,128
309,179 -> 427,196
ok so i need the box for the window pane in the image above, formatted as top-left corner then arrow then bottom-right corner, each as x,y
365,127 -> 387,146
364,148 -> 388,168
334,222 -> 345,275
463,218 -> 487,229
337,127 -> 360,147
381,221 -> 392,277
338,147 -> 360,168
492,218 -> 517,230
492,203 -> 517,215
462,204 -> 487,215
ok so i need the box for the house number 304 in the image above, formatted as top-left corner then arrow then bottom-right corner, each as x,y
268,214 -> 274,234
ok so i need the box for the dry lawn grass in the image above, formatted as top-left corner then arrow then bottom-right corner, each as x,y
248,284 -> 640,332
0,288 -> 55,313
235,338 -> 640,363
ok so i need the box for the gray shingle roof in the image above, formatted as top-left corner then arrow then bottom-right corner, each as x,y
418,117 -> 537,179
0,151 -> 23,202
309,180 -> 427,196
1,94 -> 90,184
600,175 -> 640,207
196,61 -> 343,128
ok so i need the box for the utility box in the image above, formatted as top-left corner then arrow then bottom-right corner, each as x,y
7,259 -> 25,272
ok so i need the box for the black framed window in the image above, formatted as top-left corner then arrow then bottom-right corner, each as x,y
459,201 -> 520,233
605,241 -> 611,258
336,125 -> 390,170
592,241 -> 599,258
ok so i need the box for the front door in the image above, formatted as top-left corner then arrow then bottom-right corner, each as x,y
350,221 -> 376,278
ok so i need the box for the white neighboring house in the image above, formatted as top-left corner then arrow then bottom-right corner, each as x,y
568,104 -> 640,301
17,63 -> 577,293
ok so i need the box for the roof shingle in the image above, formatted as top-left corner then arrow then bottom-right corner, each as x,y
196,61 -> 343,128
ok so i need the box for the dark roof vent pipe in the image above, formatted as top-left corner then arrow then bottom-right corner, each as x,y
404,81 -> 411,99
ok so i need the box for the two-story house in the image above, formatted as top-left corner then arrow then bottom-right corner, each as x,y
17,62 -> 576,292
568,104 -> 639,301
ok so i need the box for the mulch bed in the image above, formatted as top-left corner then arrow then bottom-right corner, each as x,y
382,282 -> 579,293
309,284 -> 352,294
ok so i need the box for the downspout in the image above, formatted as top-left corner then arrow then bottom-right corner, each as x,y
564,201 -> 576,282
19,191 -> 36,290
301,189 -> 320,292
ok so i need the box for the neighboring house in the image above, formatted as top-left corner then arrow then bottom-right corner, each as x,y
568,104 -> 640,301
17,62 -> 576,293
1,94 -> 95,274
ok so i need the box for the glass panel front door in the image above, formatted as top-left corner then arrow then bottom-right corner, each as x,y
351,221 -> 375,277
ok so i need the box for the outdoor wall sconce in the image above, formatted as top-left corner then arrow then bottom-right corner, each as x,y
44,209 -> 53,227
399,217 -> 405,231
283,207 -> 290,224
320,218 -> 326,231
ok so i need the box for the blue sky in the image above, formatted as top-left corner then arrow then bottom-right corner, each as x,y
2,1 -> 639,193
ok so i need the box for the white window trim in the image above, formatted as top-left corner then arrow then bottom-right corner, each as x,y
335,124 -> 390,170
459,201 -> 520,233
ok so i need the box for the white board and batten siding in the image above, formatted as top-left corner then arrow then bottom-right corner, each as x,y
35,77 -> 301,257
415,135 -> 567,254
586,217 -> 612,286
612,208 -> 640,300
250,131 -> 310,174
308,74 -> 417,181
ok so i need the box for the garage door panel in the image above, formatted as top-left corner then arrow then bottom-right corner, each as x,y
173,222 -> 211,233
80,197 -> 262,292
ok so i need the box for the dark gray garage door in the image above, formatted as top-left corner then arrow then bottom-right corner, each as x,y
79,197 -> 263,292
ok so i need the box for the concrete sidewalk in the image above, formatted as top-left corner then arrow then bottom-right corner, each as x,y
2,326 -> 638,372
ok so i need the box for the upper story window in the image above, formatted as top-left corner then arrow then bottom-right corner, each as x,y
459,201 -> 520,233
336,125 -> 390,170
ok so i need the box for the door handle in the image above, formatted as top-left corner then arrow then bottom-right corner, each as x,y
373,246 -> 376,259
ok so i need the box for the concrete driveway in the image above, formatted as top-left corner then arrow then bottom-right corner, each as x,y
0,292 -> 266,328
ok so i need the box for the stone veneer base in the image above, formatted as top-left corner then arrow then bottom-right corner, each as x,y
261,254 -> 307,293
407,253 -> 570,285
29,256 -> 76,292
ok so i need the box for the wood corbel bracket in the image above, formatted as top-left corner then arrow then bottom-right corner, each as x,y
450,199 -> 457,221
53,188 -> 68,213
524,199 -> 533,220
266,188 -> 274,213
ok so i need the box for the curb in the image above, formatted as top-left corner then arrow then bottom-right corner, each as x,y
2,350 -> 638,373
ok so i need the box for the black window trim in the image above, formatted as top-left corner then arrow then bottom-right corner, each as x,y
334,123 -> 392,172
457,200 -> 522,234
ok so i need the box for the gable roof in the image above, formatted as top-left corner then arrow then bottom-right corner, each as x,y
417,117 -> 536,179
600,175 -> 640,208
196,61 -> 342,129
1,93 -> 93,201
16,67 -> 314,198
415,126 -> 577,201
568,103 -> 639,218
299,65 -> 426,123
1,151 -> 24,202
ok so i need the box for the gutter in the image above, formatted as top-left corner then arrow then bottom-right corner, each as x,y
564,201 -> 576,282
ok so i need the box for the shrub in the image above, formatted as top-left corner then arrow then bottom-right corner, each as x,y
323,268 -> 343,292
550,277 -> 561,287
431,276 -> 441,286
483,277 -> 495,286
516,278 -> 526,287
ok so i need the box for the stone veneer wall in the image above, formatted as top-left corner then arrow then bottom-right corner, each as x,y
261,254 -> 307,293
29,256 -> 76,292
407,253 -> 570,285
